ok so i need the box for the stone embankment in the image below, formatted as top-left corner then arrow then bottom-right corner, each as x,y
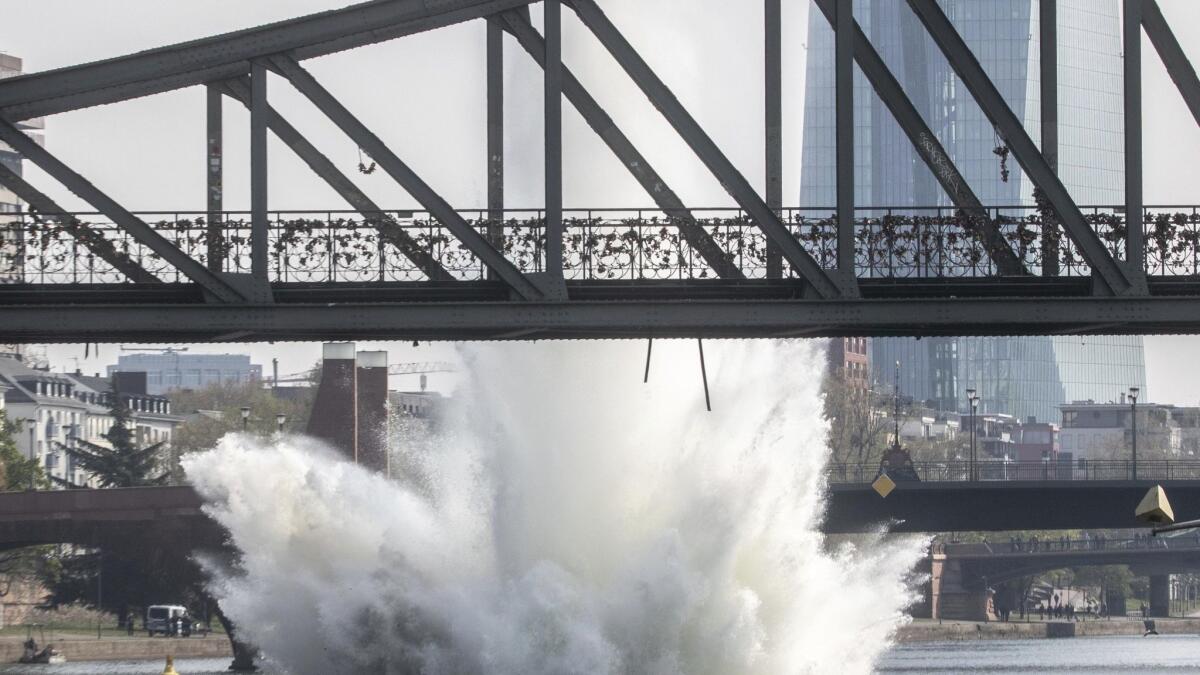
898,617 -> 1200,642
0,634 -> 231,662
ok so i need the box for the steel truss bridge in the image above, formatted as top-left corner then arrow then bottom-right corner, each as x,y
2,0 -> 1200,342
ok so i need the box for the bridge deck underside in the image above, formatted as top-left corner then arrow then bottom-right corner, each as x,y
826,481 -> 1200,534
4,277 -> 1200,342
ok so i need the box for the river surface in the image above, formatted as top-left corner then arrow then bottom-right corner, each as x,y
878,635 -> 1200,673
3,635 -> 1198,674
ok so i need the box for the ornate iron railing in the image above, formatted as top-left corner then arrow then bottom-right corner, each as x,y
2,206 -> 1199,285
827,459 -> 1200,484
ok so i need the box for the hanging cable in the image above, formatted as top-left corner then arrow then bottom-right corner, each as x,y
643,337 -> 653,383
697,339 -> 711,412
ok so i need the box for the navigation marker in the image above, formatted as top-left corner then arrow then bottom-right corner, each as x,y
1135,485 -> 1175,525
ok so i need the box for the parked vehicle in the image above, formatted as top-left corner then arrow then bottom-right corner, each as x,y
146,605 -> 194,637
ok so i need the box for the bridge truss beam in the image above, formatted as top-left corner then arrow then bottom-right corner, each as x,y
4,293 -> 1200,343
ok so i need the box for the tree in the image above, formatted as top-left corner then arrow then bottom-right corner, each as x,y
169,380 -> 315,463
822,372 -> 892,466
55,394 -> 167,488
0,411 -> 48,490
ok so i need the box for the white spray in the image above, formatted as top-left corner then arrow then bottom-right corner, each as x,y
184,340 -> 926,674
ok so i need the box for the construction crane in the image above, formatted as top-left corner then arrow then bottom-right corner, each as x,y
119,346 -> 189,354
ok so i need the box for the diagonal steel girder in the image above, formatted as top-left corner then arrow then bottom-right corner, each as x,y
0,121 -> 249,303
0,0 -> 537,122
906,0 -> 1138,296
269,54 -> 545,300
0,163 -> 158,283
1142,0 -> 1200,130
811,0 -> 1025,277
497,10 -> 743,280
566,0 -> 844,298
220,76 -> 453,282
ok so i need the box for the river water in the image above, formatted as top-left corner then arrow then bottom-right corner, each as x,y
4,635 -> 1198,673
877,635 -> 1200,673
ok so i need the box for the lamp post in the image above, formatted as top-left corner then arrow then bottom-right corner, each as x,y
275,413 -> 287,434
23,418 -> 35,491
240,406 -> 251,432
1130,386 -> 1140,480
967,388 -> 979,481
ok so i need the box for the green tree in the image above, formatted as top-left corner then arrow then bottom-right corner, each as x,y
0,412 -> 48,490
55,395 -> 167,488
169,380 -> 315,461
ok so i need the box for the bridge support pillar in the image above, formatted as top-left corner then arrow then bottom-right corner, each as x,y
1150,574 -> 1171,618
306,342 -> 358,461
929,555 -> 993,621
356,350 -> 389,474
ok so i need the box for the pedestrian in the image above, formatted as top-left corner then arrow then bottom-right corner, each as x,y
1038,604 -> 1044,621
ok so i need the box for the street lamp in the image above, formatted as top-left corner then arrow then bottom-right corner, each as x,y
240,407 -> 251,432
967,388 -> 980,481
1130,386 -> 1140,480
275,413 -> 287,434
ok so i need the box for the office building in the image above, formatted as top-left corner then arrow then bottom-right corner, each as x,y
108,352 -> 262,395
799,0 -> 1144,423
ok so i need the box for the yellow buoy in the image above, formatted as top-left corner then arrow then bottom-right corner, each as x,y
872,472 -> 897,499
1135,485 -> 1175,525
163,654 -> 180,675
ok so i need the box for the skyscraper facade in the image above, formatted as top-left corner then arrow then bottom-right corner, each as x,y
800,0 -> 1145,423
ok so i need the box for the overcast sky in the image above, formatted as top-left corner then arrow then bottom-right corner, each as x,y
5,0 -> 1200,403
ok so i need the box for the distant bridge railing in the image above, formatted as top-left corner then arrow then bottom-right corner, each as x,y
4,205 -> 1200,285
826,459 -> 1200,484
936,534 -> 1200,556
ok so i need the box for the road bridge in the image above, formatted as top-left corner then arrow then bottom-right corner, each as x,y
931,536 -> 1200,620
1,0 -> 1200,341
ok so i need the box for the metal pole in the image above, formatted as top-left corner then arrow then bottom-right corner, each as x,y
643,337 -> 652,383
1124,0 -> 1145,275
764,0 -> 782,279
250,60 -> 269,281
1039,0 -> 1059,276
1132,396 -> 1138,480
206,84 -> 224,273
835,0 -> 855,275
544,0 -> 563,280
96,550 -> 102,639
698,339 -> 711,412
487,19 -> 505,272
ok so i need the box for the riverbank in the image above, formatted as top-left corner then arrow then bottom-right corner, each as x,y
0,633 -> 231,663
897,617 -> 1200,643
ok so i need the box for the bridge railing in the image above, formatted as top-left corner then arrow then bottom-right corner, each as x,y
3,206 -> 1199,285
937,533 -> 1200,556
826,459 -> 1200,484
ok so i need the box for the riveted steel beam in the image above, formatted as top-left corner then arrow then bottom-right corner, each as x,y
764,0 -> 783,279
906,0 -> 1135,295
811,0 -> 1025,277
487,19 -> 505,278
250,62 -> 269,281
1124,0 -> 1145,274
497,10 -> 743,280
0,121 -> 248,303
1143,1 -> 1200,131
0,0 -> 536,121
544,0 -> 564,282
0,163 -> 158,283
220,77 -> 451,281
834,0 -> 855,277
3,293 -> 1200,343
206,84 -> 224,273
270,54 -> 543,300
568,0 -> 843,298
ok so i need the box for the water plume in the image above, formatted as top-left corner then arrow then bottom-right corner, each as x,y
184,340 -> 926,674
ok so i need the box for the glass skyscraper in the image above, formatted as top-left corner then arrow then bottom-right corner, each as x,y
800,0 -> 1145,423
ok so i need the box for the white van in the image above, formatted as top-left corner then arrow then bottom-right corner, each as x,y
145,605 -> 190,637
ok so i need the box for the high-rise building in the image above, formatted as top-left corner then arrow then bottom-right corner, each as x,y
109,352 -> 262,395
799,0 -> 1145,423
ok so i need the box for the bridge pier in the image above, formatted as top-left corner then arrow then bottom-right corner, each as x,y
929,554 -> 994,621
1150,574 -> 1171,618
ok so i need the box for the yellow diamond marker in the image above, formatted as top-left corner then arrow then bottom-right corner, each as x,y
872,472 -> 897,498
1135,484 -> 1175,525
